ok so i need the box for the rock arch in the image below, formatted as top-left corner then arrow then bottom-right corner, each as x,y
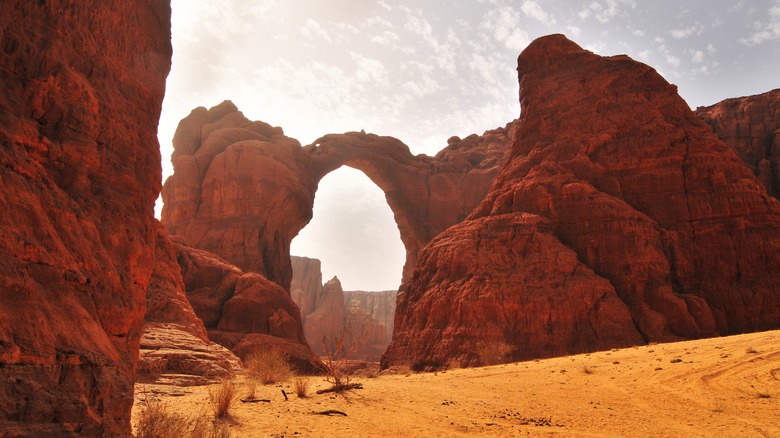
161,100 -> 511,292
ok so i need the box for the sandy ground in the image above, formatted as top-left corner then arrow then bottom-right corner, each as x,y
133,330 -> 780,437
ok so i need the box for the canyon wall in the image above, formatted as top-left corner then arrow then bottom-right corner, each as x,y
291,257 -> 397,360
0,1 -> 171,435
382,34 -> 780,370
697,89 -> 780,199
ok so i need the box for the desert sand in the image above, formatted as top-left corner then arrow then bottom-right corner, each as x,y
133,330 -> 779,437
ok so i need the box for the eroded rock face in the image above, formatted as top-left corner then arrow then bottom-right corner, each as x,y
174,241 -> 322,374
0,2 -> 171,435
291,257 -> 398,360
161,105 -> 510,291
139,223 -> 241,385
382,34 -> 780,370
343,290 -> 396,357
696,89 -> 780,199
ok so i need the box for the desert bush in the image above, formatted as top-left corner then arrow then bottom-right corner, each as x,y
135,399 -> 191,438
476,341 -> 513,366
209,380 -> 238,420
321,324 -> 368,391
244,348 -> 292,385
293,376 -> 310,398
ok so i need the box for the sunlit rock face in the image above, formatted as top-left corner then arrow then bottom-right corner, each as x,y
382,34 -> 780,371
696,89 -> 780,199
0,1 -> 171,435
161,103 -> 511,292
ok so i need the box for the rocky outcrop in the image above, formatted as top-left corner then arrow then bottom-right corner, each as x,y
696,89 -> 780,198
161,105 -> 510,291
382,34 -> 780,370
0,2 -> 171,435
290,256 -> 397,360
138,223 -> 241,385
175,241 -> 323,374
343,290 -> 396,347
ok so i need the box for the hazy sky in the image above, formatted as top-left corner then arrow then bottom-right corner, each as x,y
159,0 -> 779,291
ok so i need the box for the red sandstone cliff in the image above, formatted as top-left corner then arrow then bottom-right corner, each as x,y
0,2 -> 171,435
139,223 -> 241,385
696,89 -> 780,199
175,241 -> 323,373
161,105 -> 510,291
291,256 -> 397,360
382,34 -> 780,370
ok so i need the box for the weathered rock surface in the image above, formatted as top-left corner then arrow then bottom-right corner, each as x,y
138,223 -> 241,385
161,105 -> 511,291
343,290 -> 397,353
0,2 -> 171,435
696,89 -> 780,198
382,34 -> 780,370
290,256 -> 397,360
174,241 -> 323,374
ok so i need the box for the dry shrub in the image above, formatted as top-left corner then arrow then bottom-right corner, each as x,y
245,349 -> 292,385
447,359 -> 461,371
321,326 -> 367,391
135,399 -> 190,438
477,341 -> 513,366
582,364 -> 594,375
293,376 -> 310,398
209,380 -> 238,420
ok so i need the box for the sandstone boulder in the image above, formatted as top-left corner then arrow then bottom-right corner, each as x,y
382,34 -> 780,370
0,2 -> 171,435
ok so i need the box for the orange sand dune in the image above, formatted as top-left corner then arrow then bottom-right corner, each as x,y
133,330 -> 779,437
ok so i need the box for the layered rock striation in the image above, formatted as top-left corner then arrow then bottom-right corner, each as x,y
382,34 -> 780,370
161,104 -> 511,291
0,2 -> 171,435
697,89 -> 780,199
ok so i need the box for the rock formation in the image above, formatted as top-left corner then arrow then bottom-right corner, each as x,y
175,241 -> 323,373
161,104 -> 511,291
344,290 -> 398,350
696,89 -> 780,199
138,223 -> 241,385
382,34 -> 780,371
0,2 -> 171,435
291,257 -> 397,360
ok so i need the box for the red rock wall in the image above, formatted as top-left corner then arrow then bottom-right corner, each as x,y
382,34 -> 780,370
696,89 -> 780,199
174,241 -> 323,374
0,1 -> 171,435
161,103 -> 510,291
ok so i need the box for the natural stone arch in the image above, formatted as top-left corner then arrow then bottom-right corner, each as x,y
161,101 -> 511,292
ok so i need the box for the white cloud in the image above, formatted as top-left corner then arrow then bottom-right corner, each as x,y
351,52 -> 389,85
578,8 -> 591,20
633,29 -> 645,37
482,6 -> 531,51
637,50 -> 651,60
521,0 -> 557,25
301,18 -> 332,43
567,25 -> 582,37
707,43 -> 716,54
371,30 -> 400,45
666,54 -> 681,67
741,5 -> 780,45
691,50 -> 704,63
670,23 -> 704,39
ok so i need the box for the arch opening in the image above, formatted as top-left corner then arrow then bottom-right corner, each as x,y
291,166 -> 405,292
